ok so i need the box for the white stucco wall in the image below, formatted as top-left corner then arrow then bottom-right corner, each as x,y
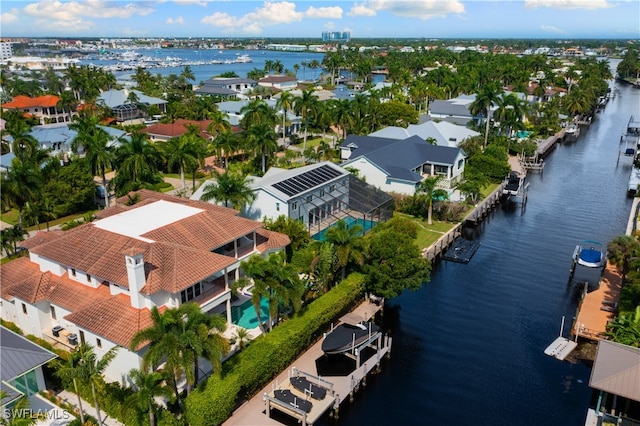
345,157 -> 417,195
244,190 -> 285,222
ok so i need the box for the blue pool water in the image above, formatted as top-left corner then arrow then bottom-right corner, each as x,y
312,217 -> 377,241
232,297 -> 269,329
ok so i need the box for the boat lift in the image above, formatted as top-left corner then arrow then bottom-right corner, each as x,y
544,316 -> 577,361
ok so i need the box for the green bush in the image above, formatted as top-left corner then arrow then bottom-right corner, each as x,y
185,273 -> 364,425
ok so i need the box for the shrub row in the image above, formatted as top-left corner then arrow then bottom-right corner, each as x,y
184,272 -> 365,425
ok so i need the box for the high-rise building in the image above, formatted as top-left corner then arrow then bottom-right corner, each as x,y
322,31 -> 350,43
0,42 -> 13,61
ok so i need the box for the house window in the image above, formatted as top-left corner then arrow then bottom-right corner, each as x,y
180,284 -> 202,303
22,303 -> 27,315
329,185 -> 335,193
96,338 -> 102,348
291,202 -> 298,210
86,274 -> 91,283
319,190 -> 325,197
458,159 -> 464,169
276,202 -> 280,212
306,195 -> 313,202
434,165 -> 448,175
51,306 -> 57,320
71,269 -> 76,277
79,331 -> 85,344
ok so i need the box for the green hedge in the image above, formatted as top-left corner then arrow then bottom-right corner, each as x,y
184,273 -> 365,425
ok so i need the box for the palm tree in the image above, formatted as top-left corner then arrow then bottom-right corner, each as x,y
604,306 -> 640,347
54,347 -> 87,424
70,116 -> 115,207
293,89 -> 317,152
275,91 -> 294,145
124,368 -> 173,426
113,131 -> 160,196
240,252 -> 303,332
201,169 -> 255,209
130,306 -> 186,411
416,175 -> 449,225
469,83 -> 503,149
0,391 -> 39,425
178,303 -> 229,392
325,219 -> 366,281
209,129 -> 236,169
232,327 -> 252,350
245,122 -> 278,174
2,159 -> 42,227
56,90 -> 77,123
159,128 -> 201,191
239,99 -> 276,129
76,344 -> 118,426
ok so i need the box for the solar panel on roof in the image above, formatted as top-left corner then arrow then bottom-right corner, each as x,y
272,165 -> 343,197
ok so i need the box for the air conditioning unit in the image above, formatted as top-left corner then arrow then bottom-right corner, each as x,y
67,334 -> 78,345
52,325 -> 64,337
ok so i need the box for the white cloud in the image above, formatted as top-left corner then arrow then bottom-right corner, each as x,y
202,1 -> 304,34
525,0 -> 613,9
1,11 -> 19,25
541,24 -> 565,33
22,0 -> 154,21
201,11 -> 237,28
305,6 -> 343,19
348,2 -> 377,17
173,0 -> 207,6
365,0 -> 465,20
167,16 -> 185,24
324,21 -> 336,30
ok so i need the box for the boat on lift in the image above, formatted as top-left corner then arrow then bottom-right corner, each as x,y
569,240 -> 607,291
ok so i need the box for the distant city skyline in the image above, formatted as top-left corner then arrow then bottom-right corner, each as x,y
1,0 -> 639,40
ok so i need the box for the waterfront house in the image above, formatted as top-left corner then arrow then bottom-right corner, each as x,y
195,77 -> 257,99
0,190 -> 290,384
0,326 -> 57,407
258,75 -> 298,91
2,95 -> 75,125
239,161 -> 393,235
368,120 -> 480,148
216,99 -> 302,135
97,89 -> 167,123
341,135 -> 466,196
585,340 -> 640,424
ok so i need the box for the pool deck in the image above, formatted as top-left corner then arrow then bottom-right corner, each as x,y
223,299 -> 388,426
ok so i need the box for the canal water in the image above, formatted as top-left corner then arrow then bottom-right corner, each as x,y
328,73 -> 640,425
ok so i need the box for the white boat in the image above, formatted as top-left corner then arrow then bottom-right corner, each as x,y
565,124 -> 580,139
235,54 -> 252,63
569,240 -> 607,290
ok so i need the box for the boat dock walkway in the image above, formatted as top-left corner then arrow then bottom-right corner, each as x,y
223,299 -> 389,426
572,261 -> 622,341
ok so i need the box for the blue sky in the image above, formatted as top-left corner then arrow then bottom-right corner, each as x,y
1,1 -> 638,39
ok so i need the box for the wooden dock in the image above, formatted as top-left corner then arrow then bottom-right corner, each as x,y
223,300 -> 390,426
572,261 -> 622,341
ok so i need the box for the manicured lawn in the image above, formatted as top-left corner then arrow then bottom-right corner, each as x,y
1,209 -> 88,230
394,212 -> 457,249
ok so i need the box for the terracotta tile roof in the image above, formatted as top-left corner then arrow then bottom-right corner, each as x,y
5,190 -> 289,289
259,75 -> 297,84
0,258 -> 50,303
65,294 -> 156,349
256,228 -> 291,252
139,119 -> 213,139
109,189 -> 238,217
141,242 -> 236,294
2,95 -> 60,109
142,210 -> 262,250
20,230 -> 65,250
0,257 -> 112,312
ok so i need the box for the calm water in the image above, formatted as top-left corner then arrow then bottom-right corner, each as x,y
329,72 -> 640,425
84,49 -> 326,83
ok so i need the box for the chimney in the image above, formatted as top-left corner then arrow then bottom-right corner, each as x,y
125,248 -> 146,309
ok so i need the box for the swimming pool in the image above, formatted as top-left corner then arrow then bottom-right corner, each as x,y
312,217 -> 377,241
232,297 -> 269,329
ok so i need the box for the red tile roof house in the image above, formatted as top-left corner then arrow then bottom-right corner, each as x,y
139,119 -> 242,143
0,190 -> 290,384
1,95 -> 76,125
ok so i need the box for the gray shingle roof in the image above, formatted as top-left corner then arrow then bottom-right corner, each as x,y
344,135 -> 464,182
